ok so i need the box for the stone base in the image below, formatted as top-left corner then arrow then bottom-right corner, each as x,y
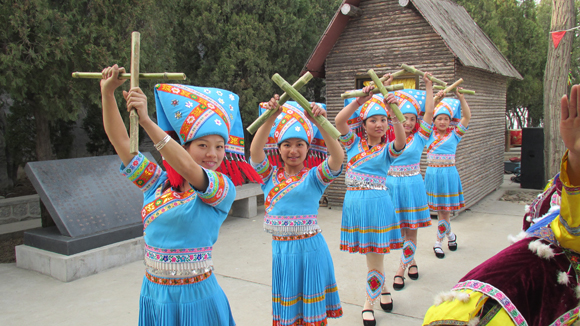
230,183 -> 262,218
15,237 -> 144,282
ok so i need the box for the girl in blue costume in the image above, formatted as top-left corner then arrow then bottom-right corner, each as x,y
249,97 -> 345,326
425,89 -> 471,259
335,79 -> 406,326
100,65 -> 258,325
388,73 -> 435,290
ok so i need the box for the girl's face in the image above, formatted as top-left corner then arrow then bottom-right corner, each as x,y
185,134 -> 225,170
279,138 -> 309,168
434,114 -> 451,132
363,115 -> 388,140
403,113 -> 417,135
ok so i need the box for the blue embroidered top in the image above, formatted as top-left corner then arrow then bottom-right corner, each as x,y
251,158 -> 341,236
426,123 -> 468,165
339,130 -> 404,190
388,120 -> 433,176
120,152 -> 236,277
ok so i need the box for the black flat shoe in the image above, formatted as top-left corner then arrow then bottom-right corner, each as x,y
433,245 -> 445,259
380,292 -> 393,312
408,265 -> 419,280
393,275 -> 405,291
448,233 -> 458,251
362,309 -> 376,326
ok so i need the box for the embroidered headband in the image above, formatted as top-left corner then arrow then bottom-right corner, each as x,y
434,97 -> 461,123
394,89 -> 427,117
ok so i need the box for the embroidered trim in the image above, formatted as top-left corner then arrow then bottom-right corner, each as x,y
455,123 -> 468,137
273,283 -> 340,306
122,153 -> 163,193
388,141 -> 405,157
388,163 -> 421,177
272,308 -> 343,326
345,171 -> 387,190
197,169 -> 229,207
142,185 -> 197,229
316,158 -> 339,186
558,214 -> 580,236
428,132 -> 453,153
347,139 -> 385,171
274,106 -> 314,143
550,305 -> 580,326
263,214 -> 320,236
418,120 -> 433,140
265,167 -> 309,213
339,130 -> 356,150
251,157 -> 273,182
272,231 -> 318,241
145,270 -> 212,286
453,280 -> 528,326
366,269 -> 385,304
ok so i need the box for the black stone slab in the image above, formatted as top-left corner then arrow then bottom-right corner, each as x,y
23,153 -> 156,255
23,224 -> 143,255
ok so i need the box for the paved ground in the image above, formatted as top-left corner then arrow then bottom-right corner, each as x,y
0,176 -> 540,326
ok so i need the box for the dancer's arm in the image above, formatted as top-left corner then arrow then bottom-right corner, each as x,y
123,87 -> 208,190
307,104 -> 344,171
384,94 -> 405,151
423,72 -> 434,125
335,86 -> 374,135
249,96 -> 282,164
457,88 -> 471,128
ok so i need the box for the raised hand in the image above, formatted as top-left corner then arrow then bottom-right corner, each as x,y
306,103 -> 327,125
561,85 -> 580,157
455,87 -> 465,101
123,87 -> 150,125
382,73 -> 394,86
265,94 -> 283,115
423,72 -> 433,86
100,64 -> 127,92
357,85 -> 375,106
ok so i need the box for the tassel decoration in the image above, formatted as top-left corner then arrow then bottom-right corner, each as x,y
163,159 -> 185,189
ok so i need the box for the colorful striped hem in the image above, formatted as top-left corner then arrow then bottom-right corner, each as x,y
395,206 -> 429,214
426,192 -> 464,198
145,270 -> 211,286
273,284 -> 339,306
340,225 -> 400,233
400,221 -> 432,229
428,204 -> 465,211
273,307 -> 343,326
340,242 -> 403,254
550,305 -> 580,326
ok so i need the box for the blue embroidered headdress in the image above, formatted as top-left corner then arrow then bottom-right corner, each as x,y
344,94 -> 390,140
394,89 -> 427,117
154,83 -> 261,186
434,97 -> 462,125
258,101 -> 327,168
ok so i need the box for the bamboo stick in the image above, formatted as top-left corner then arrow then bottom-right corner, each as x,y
71,72 -> 187,80
129,32 -> 140,155
246,72 -> 313,134
341,83 -> 405,99
434,78 -> 464,104
271,74 -> 341,139
368,69 -> 406,87
401,64 -> 447,86
433,85 -> 475,95
367,69 -> 406,122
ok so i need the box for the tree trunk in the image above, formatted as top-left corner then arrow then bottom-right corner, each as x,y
0,108 -> 13,191
543,0 -> 575,182
33,106 -> 56,161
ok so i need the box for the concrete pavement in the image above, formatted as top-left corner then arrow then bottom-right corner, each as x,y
0,176 -> 538,325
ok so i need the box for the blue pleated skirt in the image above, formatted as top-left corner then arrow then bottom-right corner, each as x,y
272,233 -> 343,326
386,174 -> 431,230
424,166 -> 465,212
340,189 -> 403,254
139,272 -> 235,326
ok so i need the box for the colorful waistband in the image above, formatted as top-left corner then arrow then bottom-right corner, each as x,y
145,270 -> 212,286
427,154 -> 455,166
144,244 -> 213,277
272,230 -> 319,241
388,163 -> 421,177
428,163 -> 455,167
345,172 -> 387,190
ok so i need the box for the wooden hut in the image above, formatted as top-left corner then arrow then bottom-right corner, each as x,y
303,0 -> 522,209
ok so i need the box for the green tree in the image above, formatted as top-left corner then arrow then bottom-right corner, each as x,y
455,0 -> 548,126
167,0 -> 341,128
0,0 -> 176,166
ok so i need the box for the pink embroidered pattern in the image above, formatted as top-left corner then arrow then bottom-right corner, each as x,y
198,169 -> 229,207
144,244 -> 212,263
142,185 -> 197,229
453,280 -> 527,326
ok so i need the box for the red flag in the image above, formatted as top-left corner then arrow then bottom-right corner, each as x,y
552,31 -> 566,49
